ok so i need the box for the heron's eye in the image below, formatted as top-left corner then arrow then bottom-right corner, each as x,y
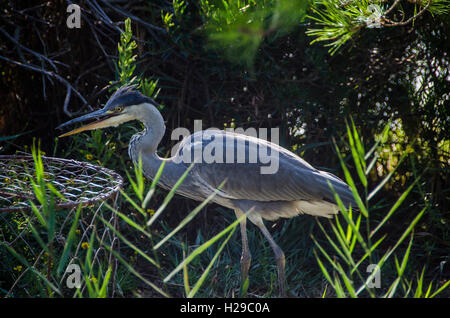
114,106 -> 123,112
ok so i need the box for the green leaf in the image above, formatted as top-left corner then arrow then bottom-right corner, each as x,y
164,211 -> 245,283
333,139 -> 368,217
367,151 -> 409,201
98,215 -> 159,268
98,266 -> 112,298
187,227 -> 236,298
414,267 -> 426,298
346,121 -> 367,187
313,249 -> 335,290
430,280 -> 450,298
370,177 -> 421,237
101,242 -> 169,297
146,163 -> 194,227
317,219 -> 354,266
154,180 -> 226,250
0,241 -> 63,296
329,185 -> 369,253
105,202 -> 153,241
57,204 -> 83,275
182,246 -> 191,296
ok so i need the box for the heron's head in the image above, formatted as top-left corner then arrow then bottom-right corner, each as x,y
57,84 -> 158,138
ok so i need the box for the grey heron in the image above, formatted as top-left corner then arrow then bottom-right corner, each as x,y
57,84 -> 356,297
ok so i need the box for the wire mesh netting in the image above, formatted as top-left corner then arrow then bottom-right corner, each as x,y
0,154 -> 123,213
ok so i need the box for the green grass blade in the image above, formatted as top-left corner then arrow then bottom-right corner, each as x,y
351,234 -> 386,275
346,122 -> 367,187
99,265 -> 112,298
330,186 -> 369,253
98,215 -> 159,268
351,118 -> 366,169
336,262 -> 357,298
333,275 -> 346,298
150,160 -> 166,190
182,246 -> 191,296
187,227 -> 236,298
383,277 -> 400,298
370,177 -> 420,237
57,204 -> 82,275
356,207 -> 426,296
105,202 -> 153,240
414,267 -> 426,298
313,249 -> 335,291
318,219 -> 353,266
333,140 -> 368,217
424,281 -> 433,298
154,180 -> 226,250
84,230 -> 96,278
397,233 -> 414,278
349,213 -> 361,253
367,151 -> 409,201
147,163 -> 194,227
0,241 -> 63,296
46,182 -> 68,202
365,151 -> 379,175
385,276 -> 401,298
119,189 -> 145,216
101,242 -> 169,297
24,215 -> 48,252
239,276 -> 250,298
430,280 -> 450,298
164,212 -> 245,283
334,213 -> 348,244
29,201 -> 47,228
312,235 -> 350,278
379,207 -> 426,265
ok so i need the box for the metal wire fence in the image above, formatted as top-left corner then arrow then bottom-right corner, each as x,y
0,154 -> 123,213
0,154 -> 124,297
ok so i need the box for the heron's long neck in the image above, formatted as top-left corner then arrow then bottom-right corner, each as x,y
129,103 -> 187,189
128,104 -> 186,189
129,103 -> 165,172
139,103 -> 165,154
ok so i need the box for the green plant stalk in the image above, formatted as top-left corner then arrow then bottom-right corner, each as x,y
187,227 -> 236,298
101,241 -> 169,297
57,204 -> 83,275
153,180 -> 226,250
164,212 -> 246,283
98,215 -> 159,268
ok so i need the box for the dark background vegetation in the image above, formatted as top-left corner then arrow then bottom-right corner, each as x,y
0,0 -> 448,297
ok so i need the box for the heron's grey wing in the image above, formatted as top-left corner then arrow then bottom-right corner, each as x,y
175,130 -> 356,206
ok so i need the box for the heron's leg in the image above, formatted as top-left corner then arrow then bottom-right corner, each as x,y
248,214 -> 286,297
234,209 -> 251,287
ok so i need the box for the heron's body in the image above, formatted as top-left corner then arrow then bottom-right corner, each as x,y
131,128 -> 354,220
58,85 -> 356,296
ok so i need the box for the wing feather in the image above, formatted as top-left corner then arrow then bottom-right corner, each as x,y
174,130 -> 356,206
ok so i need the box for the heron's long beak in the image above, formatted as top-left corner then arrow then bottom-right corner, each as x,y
57,108 -> 133,138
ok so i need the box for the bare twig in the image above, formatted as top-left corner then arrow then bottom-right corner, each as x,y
0,55 -> 90,116
384,0 -> 402,16
382,0 -> 432,27
97,0 -> 167,33
0,26 -> 58,71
